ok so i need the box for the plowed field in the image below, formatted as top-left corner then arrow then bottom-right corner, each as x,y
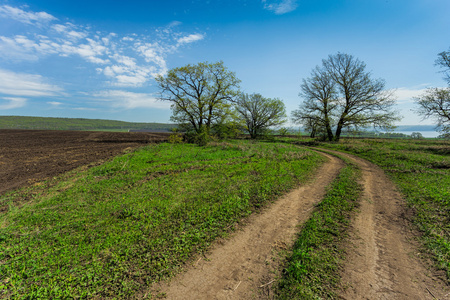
0,129 -> 170,195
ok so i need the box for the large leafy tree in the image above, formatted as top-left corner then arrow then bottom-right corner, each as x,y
156,61 -> 240,134
293,53 -> 399,141
235,93 -> 286,139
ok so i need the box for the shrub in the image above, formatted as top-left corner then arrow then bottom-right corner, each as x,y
168,133 -> 183,144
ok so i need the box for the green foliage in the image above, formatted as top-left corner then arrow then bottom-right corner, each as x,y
0,141 -> 323,298
276,159 -> 362,299
210,119 -> 243,140
410,132 -> 424,139
320,138 -> 450,280
168,133 -> 183,144
278,127 -> 290,136
234,93 -> 287,139
183,126 -> 211,146
156,61 -> 241,134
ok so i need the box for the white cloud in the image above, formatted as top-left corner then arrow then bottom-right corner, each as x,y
99,55 -> 157,87
0,36 -> 40,60
114,74 -> 148,87
168,21 -> 182,28
135,42 -> 168,76
47,101 -> 62,106
95,90 -> 170,109
177,33 -> 204,45
0,5 -> 205,87
391,87 -> 433,103
0,97 -> 27,109
262,0 -> 298,14
0,5 -> 56,26
0,68 -> 63,97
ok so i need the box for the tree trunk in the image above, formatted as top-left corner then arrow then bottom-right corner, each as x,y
324,116 -> 333,141
335,122 -> 343,141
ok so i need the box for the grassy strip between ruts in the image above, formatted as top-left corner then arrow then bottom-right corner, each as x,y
275,153 -> 362,299
318,138 -> 450,282
0,141 -> 324,299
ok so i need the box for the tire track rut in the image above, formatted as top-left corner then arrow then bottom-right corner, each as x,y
329,150 -> 450,300
151,149 -> 449,299
150,152 -> 344,299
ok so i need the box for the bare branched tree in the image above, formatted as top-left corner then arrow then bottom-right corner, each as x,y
292,66 -> 336,140
292,53 -> 400,141
436,49 -> 450,84
415,87 -> 450,134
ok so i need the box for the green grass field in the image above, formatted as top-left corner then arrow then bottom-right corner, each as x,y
319,138 -> 450,281
2,136 -> 448,299
0,116 -> 176,131
0,141 -> 324,298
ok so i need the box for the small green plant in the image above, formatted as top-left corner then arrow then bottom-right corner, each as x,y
278,127 -> 290,136
276,158 -> 361,299
0,141 -> 324,298
168,133 -> 183,144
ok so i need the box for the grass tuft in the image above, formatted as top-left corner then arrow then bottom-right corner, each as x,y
320,138 -> 450,281
276,156 -> 361,299
0,141 -> 323,299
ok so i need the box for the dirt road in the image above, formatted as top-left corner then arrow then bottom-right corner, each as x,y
153,149 -> 449,299
333,151 -> 450,300
151,152 -> 344,299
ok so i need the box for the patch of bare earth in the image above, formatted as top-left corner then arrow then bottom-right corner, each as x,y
149,152 -> 344,299
0,129 -> 170,196
332,151 -> 450,300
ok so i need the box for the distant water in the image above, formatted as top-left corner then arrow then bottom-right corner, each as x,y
395,131 -> 440,138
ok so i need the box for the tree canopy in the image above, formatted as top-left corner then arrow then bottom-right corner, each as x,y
156,61 -> 240,135
235,93 -> 286,139
292,53 -> 400,141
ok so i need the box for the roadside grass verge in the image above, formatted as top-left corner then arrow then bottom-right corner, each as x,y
319,138 -> 450,281
0,141 -> 324,299
276,154 -> 361,299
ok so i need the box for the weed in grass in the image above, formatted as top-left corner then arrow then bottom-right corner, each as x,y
275,159 -> 362,300
0,141 -> 324,299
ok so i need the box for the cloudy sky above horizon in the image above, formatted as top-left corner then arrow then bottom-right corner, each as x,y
0,0 -> 449,126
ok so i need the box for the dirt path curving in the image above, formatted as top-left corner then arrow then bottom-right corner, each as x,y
151,148 -> 449,299
328,150 -> 450,300
150,152 -> 344,299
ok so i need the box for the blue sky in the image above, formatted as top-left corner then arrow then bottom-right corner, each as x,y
0,0 -> 449,126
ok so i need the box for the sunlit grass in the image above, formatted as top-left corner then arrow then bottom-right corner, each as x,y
320,138 -> 450,281
276,154 -> 361,299
0,141 -> 324,298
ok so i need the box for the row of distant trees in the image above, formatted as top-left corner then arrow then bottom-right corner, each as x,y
156,61 -> 286,144
156,51 -> 450,143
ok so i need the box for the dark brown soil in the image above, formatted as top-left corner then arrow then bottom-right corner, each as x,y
0,129 -> 170,195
